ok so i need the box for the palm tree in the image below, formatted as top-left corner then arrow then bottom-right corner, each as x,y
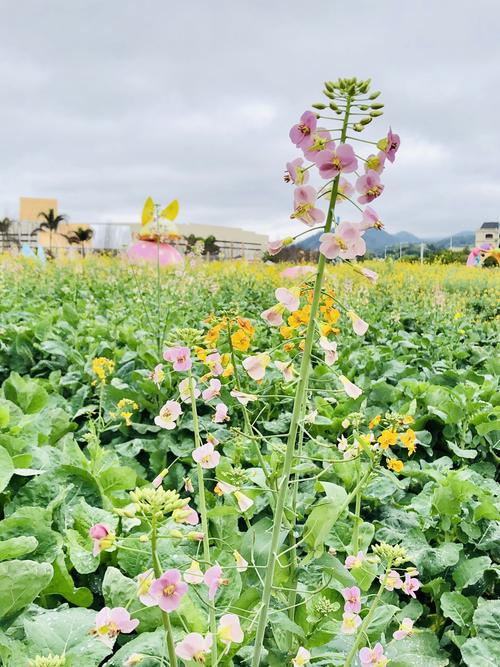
33,208 -> 67,255
61,227 -> 94,257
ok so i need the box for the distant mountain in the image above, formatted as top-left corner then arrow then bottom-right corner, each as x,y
296,228 -> 475,255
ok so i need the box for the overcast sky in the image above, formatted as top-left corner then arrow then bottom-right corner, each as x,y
1,0 -> 499,239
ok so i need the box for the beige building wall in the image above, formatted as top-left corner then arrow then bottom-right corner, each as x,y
20,197 -> 58,222
475,227 -> 499,247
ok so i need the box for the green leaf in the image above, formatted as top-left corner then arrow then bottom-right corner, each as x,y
0,507 -> 62,563
440,592 -> 474,628
23,607 -> 112,666
473,598 -> 500,641
0,536 -> 38,561
3,372 -> 49,413
0,559 -> 53,619
42,553 -> 93,607
0,445 -> 14,492
385,631 -> 450,666
99,465 -> 136,495
366,603 -> 399,639
461,637 -> 500,667
102,629 -> 169,666
351,559 -> 378,591
102,566 -> 162,632
66,529 -> 99,574
453,556 -> 492,590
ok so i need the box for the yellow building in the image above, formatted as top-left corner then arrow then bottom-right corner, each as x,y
18,197 -> 92,252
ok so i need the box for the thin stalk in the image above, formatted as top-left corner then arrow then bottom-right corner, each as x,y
352,459 -> 362,553
343,562 -> 393,667
251,95 -> 353,667
156,207 -> 162,359
189,372 -> 218,665
151,516 -> 178,667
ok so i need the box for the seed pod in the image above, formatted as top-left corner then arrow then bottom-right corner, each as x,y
312,103 -> 327,110
369,90 -> 381,99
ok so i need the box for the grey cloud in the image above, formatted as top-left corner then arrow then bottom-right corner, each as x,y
1,0 -> 499,237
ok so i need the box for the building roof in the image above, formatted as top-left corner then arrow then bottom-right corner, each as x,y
480,222 -> 499,229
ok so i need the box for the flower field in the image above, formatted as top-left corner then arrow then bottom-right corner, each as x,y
0,255 -> 498,667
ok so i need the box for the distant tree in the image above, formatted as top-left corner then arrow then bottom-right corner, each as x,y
0,217 -> 20,251
33,208 -> 67,255
203,235 -> 220,256
60,227 -> 94,257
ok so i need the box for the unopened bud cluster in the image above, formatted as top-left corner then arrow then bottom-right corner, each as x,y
28,656 -> 66,667
129,487 -> 187,520
314,595 -> 339,616
372,542 -> 408,566
166,327 -> 203,347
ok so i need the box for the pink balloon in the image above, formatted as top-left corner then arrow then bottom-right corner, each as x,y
127,241 -> 184,266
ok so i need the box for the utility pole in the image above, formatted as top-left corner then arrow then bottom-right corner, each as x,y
384,245 -> 387,260
449,235 -> 453,250
420,242 -> 424,264
399,242 -> 403,259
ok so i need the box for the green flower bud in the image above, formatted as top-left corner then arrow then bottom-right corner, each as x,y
28,656 -> 66,667
360,117 -> 373,125
312,103 -> 327,110
371,103 -> 384,109
329,102 -> 340,111
325,81 -> 334,92
129,486 -> 184,519
370,111 -> 384,117
369,90 -> 381,100
372,542 -> 408,566
359,105 -> 369,110
353,123 -> 364,132
168,529 -> 184,539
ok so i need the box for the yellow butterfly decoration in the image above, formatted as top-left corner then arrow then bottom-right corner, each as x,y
160,199 -> 179,222
141,196 -> 155,226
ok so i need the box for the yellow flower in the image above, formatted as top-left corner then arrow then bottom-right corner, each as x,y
400,428 -> 417,456
369,415 -> 381,429
378,429 -> 398,449
403,415 -> 414,424
231,329 -> 250,352
280,326 -> 294,340
237,317 -> 255,337
283,342 -> 295,352
205,324 -> 223,345
92,357 -> 115,384
387,458 -> 404,473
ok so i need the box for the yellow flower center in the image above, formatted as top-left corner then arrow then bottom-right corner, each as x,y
163,584 -> 176,596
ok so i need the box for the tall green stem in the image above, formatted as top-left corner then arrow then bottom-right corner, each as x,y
189,372 -> 218,665
151,516 -> 178,667
343,561 -> 393,667
352,460 -> 362,553
251,97 -> 352,667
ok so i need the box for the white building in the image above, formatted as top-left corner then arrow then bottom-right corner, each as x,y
475,222 -> 499,247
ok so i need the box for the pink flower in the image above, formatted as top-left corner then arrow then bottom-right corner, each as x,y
339,375 -> 363,399
360,206 -> 383,230
230,389 -> 258,405
149,569 -> 188,612
303,128 -> 332,162
317,143 -> 358,179
192,442 -> 220,469
234,490 -> 254,512
175,632 -> 213,662
243,354 -> 270,381
285,157 -> 309,185
152,468 -> 168,488
89,523 -> 114,557
292,647 -> 311,666
184,560 -> 204,584
345,550 -> 365,569
402,573 -> 421,598
320,337 -> 338,366
214,480 -> 237,495
213,402 -> 229,423
341,611 -> 362,635
155,400 -> 182,429
218,613 -> 244,646
276,287 -> 300,312
275,360 -> 295,382
261,306 -> 284,326
356,170 -> 384,204
384,570 -> 403,591
173,503 -> 199,526
206,352 -> 223,376
289,110 -> 317,148
393,617 -> 414,640
342,585 -> 361,613
179,377 -> 200,403
204,563 -> 228,601
337,178 -> 355,203
378,127 -> 400,163
202,378 -> 221,401
92,607 -> 139,648
149,363 -> 165,387
364,151 -> 386,174
268,237 -> 293,256
361,267 -> 378,284
359,643 -> 388,667
163,346 -> 192,372
347,311 -> 369,336
291,185 -> 325,227
136,569 -> 157,606
233,550 -> 248,572
319,222 -> 366,260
